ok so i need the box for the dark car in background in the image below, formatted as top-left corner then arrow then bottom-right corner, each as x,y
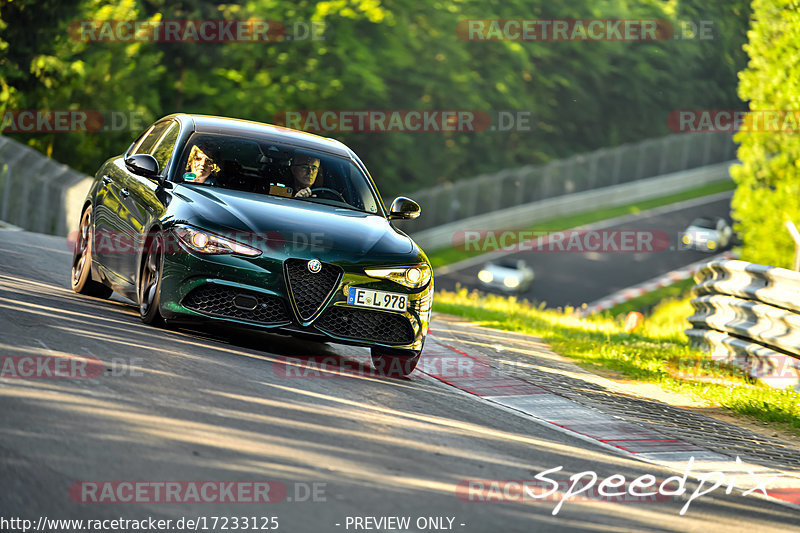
71,114 -> 433,376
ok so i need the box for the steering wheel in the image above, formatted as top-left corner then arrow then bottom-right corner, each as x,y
311,187 -> 347,203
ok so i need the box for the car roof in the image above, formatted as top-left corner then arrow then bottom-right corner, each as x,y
167,114 -> 353,158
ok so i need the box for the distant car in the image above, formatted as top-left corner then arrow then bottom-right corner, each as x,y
681,216 -> 733,252
71,114 -> 432,376
477,258 -> 534,294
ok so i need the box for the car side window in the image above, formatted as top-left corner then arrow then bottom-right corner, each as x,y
134,121 -> 170,157
149,121 -> 181,176
127,125 -> 154,157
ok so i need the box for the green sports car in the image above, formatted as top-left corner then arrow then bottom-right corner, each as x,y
71,114 -> 433,376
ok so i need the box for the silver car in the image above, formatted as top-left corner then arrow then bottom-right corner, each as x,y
681,216 -> 733,252
477,258 -> 534,294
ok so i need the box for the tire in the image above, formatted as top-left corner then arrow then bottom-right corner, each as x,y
139,233 -> 165,325
71,205 -> 113,299
370,347 -> 421,377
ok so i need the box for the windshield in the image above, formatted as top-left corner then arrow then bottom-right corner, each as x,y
175,133 -> 381,215
690,217 -> 717,229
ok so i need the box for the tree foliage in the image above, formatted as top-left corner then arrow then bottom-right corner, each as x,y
730,0 -> 800,268
1,0 -> 750,198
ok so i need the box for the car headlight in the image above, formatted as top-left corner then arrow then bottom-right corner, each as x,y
173,226 -> 262,257
503,276 -> 519,288
364,265 -> 431,288
707,240 -> 717,249
478,269 -> 493,283
682,235 -> 691,245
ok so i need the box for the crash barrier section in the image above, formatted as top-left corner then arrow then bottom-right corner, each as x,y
686,259 -> 800,391
401,131 -> 735,235
1,131 -> 733,239
409,160 -> 734,251
0,136 -> 92,236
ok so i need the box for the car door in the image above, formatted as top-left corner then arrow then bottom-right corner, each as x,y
120,120 -> 181,285
113,120 -> 175,290
92,125 -> 156,288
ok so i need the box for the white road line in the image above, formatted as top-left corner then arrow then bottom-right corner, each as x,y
417,334 -> 800,511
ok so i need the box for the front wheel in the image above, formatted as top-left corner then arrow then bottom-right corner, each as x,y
71,205 -> 113,299
370,347 -> 421,377
139,233 -> 165,325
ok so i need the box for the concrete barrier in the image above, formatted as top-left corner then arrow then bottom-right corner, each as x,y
0,136 -> 93,236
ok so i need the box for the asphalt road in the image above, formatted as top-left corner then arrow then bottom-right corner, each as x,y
434,192 -> 734,308
1,226 -> 797,532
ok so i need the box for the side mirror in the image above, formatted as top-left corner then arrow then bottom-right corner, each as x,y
125,154 -> 159,179
388,197 -> 421,220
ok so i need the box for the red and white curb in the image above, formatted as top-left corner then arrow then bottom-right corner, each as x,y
579,251 -> 737,316
417,333 -> 800,509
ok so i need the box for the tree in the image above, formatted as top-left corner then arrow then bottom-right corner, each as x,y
1,0 -> 753,199
730,0 -> 800,268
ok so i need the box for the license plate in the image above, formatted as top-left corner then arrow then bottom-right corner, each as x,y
347,288 -> 408,312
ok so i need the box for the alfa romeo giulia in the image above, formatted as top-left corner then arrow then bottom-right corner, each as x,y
71,114 -> 433,376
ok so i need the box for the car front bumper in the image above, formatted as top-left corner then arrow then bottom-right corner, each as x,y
157,245 -> 432,352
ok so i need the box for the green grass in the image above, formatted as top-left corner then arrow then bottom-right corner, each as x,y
433,288 -> 800,435
428,180 -> 736,269
602,278 -> 697,317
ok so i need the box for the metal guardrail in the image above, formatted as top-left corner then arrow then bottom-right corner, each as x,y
0,136 -> 92,236
409,161 -> 734,251
398,132 -> 735,233
2,132 -> 734,239
686,259 -> 800,390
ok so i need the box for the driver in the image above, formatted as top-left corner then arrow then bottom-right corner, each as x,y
290,154 -> 320,198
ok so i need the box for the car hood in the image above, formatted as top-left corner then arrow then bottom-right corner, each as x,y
170,185 -> 415,256
685,226 -> 720,239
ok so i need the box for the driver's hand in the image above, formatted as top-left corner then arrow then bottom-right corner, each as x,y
294,187 -> 312,198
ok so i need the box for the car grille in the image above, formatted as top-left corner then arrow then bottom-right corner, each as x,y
285,259 -> 342,321
182,284 -> 290,325
315,306 -> 415,345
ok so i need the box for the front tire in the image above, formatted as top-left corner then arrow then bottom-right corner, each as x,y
71,205 -> 113,299
139,233 -> 165,325
370,347 -> 421,377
